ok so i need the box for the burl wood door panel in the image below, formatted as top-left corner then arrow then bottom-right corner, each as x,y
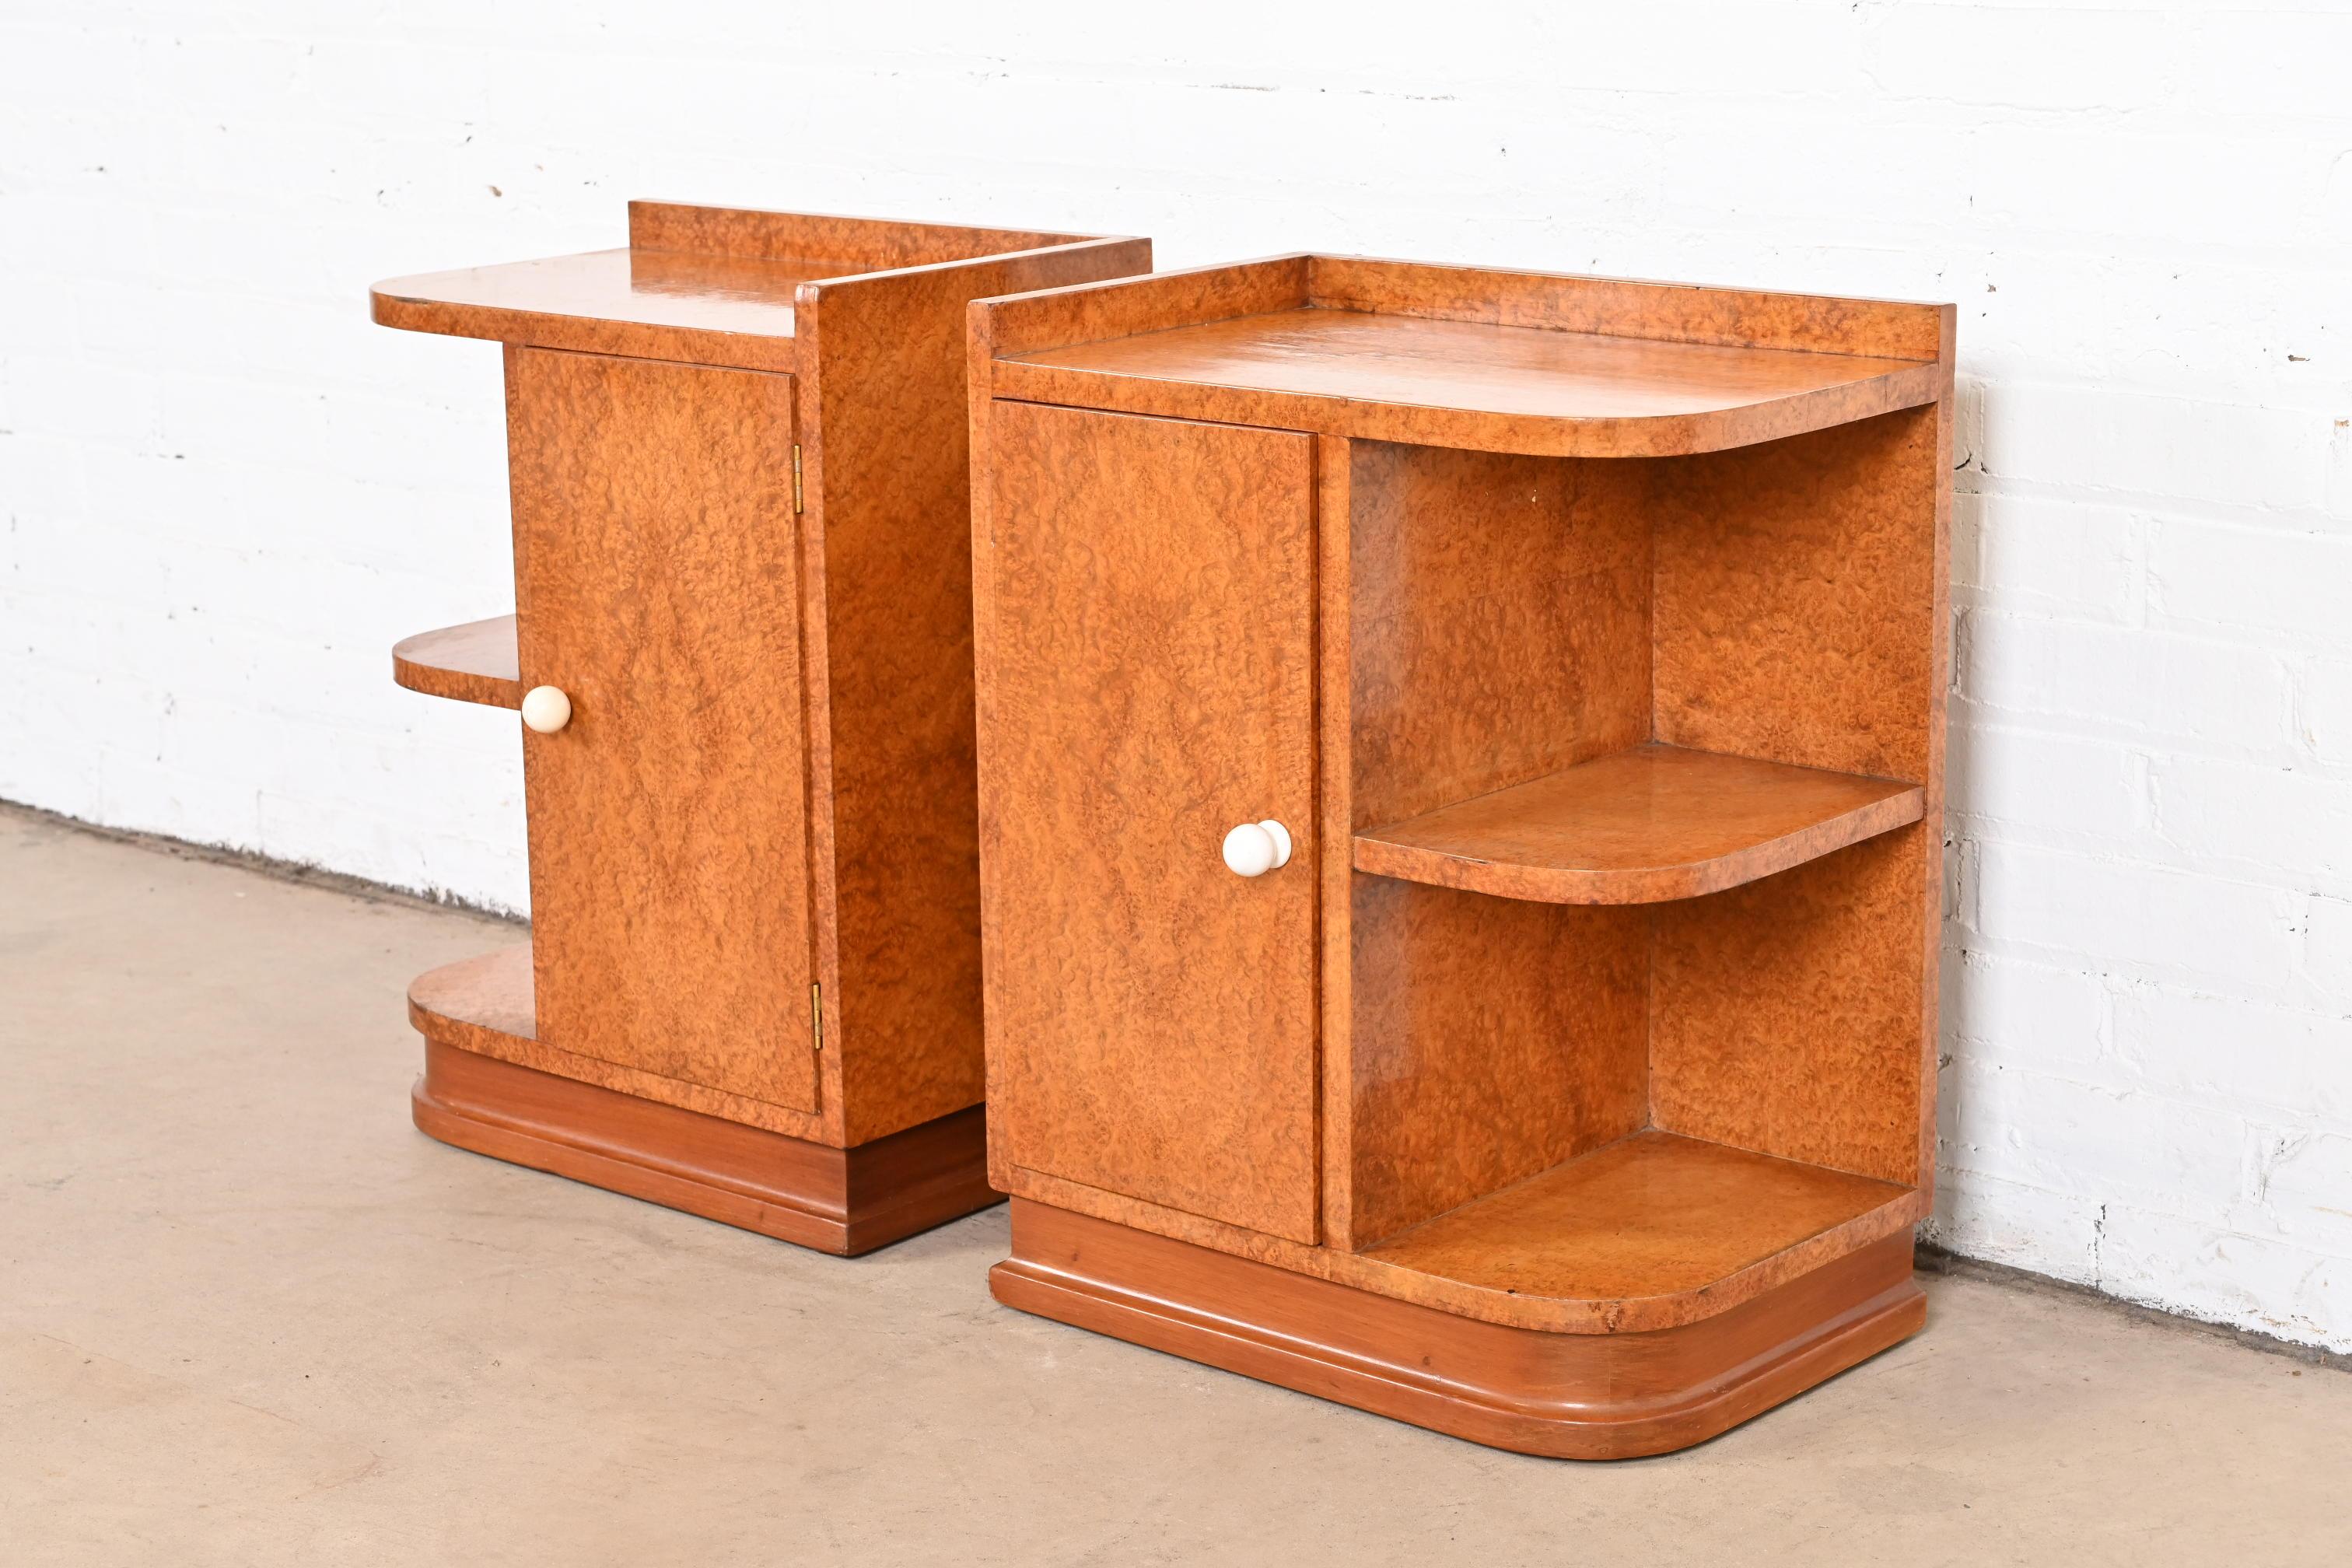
508,346 -> 816,1113
980,402 -> 1320,1243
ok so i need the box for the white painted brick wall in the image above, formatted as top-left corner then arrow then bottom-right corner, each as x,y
4,1 -> 2348,1350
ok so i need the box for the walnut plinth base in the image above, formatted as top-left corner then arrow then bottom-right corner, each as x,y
412,1040 -> 997,1256
992,1202 -> 1926,1460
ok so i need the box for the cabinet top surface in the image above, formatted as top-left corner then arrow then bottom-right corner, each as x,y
978,255 -> 1953,457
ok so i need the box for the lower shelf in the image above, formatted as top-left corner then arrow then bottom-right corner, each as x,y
1001,1125 -> 1923,1335
996,1201 -> 1925,1459
1361,1129 -> 1914,1304
408,947 -> 999,1255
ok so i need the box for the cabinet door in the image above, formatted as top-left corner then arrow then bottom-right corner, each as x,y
978,401 -> 1318,1242
508,347 -> 816,1114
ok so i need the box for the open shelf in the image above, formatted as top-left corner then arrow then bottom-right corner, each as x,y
392,614 -> 521,710
1353,743 -> 1923,905
1361,1129 -> 1916,1304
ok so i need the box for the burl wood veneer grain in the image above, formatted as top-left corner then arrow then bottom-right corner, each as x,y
1301,256 -> 1948,358
376,202 -> 1151,1252
1353,742 -> 1925,905
1349,880 -> 1647,1246
371,201 -> 1111,376
390,614 -> 520,709
1652,407 -> 1944,782
1650,831 -> 1930,1186
1647,398 -> 1951,1189
994,1202 -> 1926,1459
627,200 -> 1083,271
1346,440 -> 1652,829
507,345 -> 817,1115
797,237 -> 1152,1146
1342,439 -> 1650,1245
968,257 -> 1955,1447
992,1152 -> 1928,1336
407,945 -> 837,1142
372,247 -> 820,373
1003,308 -> 1941,460
975,400 -> 1321,1244
403,947 -> 810,1137
1361,1129 -> 1911,1300
982,256 -> 1944,460
408,953 -> 994,1255
1314,437 -> 1358,1249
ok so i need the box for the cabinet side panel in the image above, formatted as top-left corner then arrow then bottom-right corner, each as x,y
800,241 -> 1150,1146
1648,403 -> 1947,1187
1349,883 -> 1649,1245
509,348 -> 817,1116
1349,442 -> 1653,828
1345,443 -> 1652,1244
977,401 -> 1320,1245
1650,831 -> 1927,1185
1650,408 -> 1939,782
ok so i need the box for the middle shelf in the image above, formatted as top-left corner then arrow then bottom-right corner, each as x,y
1353,741 -> 1923,904
393,614 -> 520,709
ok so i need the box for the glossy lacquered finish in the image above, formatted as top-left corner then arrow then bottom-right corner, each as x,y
1005,306 -> 1939,459
1353,741 -> 1925,904
373,202 -> 1150,1249
995,1202 -> 1927,1460
410,954 -> 993,1255
987,254 -> 1945,459
509,345 -> 817,1114
371,202 -> 1102,373
373,247 -> 814,371
978,400 -> 1321,1245
971,254 -> 1955,1449
391,615 -> 520,709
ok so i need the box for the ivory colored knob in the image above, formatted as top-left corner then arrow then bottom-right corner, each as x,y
520,685 -> 572,734
1220,819 -> 1294,878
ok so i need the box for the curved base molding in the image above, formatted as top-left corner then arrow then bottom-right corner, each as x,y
992,1200 -> 1925,1459
413,1038 -> 999,1256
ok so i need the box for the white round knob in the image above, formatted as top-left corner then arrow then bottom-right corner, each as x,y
1220,819 -> 1293,878
520,685 -> 572,734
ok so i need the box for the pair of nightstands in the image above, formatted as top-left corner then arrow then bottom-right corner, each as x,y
374,205 -> 1952,1458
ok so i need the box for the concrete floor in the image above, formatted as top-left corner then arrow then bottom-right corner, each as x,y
2,806 -> 2347,1566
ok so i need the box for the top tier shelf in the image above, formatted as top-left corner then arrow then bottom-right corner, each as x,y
373,200 -> 1115,373
981,254 -> 1953,457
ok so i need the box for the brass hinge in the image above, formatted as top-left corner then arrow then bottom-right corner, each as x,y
791,444 -> 804,514
810,982 -> 824,1051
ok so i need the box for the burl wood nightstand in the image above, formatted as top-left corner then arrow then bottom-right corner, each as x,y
968,255 -> 1953,1454
370,202 -> 1148,1254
